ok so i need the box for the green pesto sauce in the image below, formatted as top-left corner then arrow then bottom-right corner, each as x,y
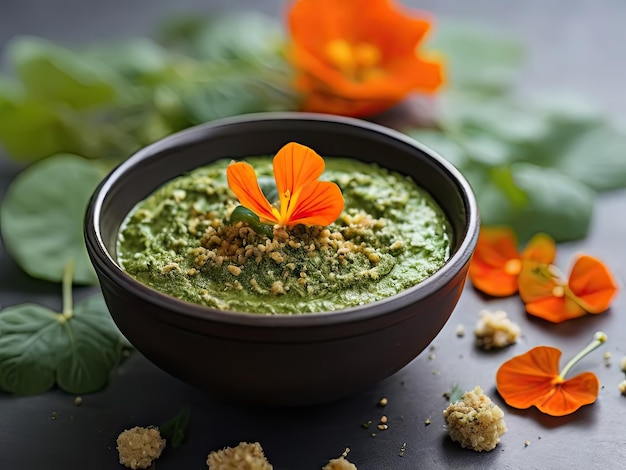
117,157 -> 452,314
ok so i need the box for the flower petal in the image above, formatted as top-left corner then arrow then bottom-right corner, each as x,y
273,142 -> 337,225
273,142 -> 324,199
521,233 -> 556,264
288,0 -> 444,116
524,295 -> 587,323
226,161 -> 278,224
536,372 -> 600,416
496,346 -> 561,410
286,180 -> 344,226
567,255 -> 619,314
468,226 -> 520,296
518,261 -> 558,304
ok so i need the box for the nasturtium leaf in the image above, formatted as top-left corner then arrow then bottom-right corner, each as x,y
406,129 -> 469,169
55,296 -> 125,394
86,38 -> 171,81
428,19 -> 525,93
0,154 -> 105,284
0,304 -> 62,395
193,13 -> 286,62
479,163 -> 595,242
438,92 -> 550,144
181,76 -> 293,123
0,295 -> 126,395
229,206 -> 274,238
508,95 -> 608,167
159,405 -> 191,448
448,384 -> 464,404
547,124 -> 626,192
0,95 -> 73,162
8,36 -> 118,110
461,131 -> 511,167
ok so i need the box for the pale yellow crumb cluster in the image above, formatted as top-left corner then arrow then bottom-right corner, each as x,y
322,457 -> 358,470
443,386 -> 507,452
619,380 -> 626,396
474,309 -> 521,350
116,426 -> 166,469
206,441 -> 273,470
322,448 -> 357,470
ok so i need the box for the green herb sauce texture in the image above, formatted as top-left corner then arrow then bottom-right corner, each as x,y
117,157 -> 452,314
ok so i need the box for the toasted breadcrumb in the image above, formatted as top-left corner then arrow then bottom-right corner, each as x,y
474,309 -> 521,350
619,380 -> 626,396
620,356 -> 626,373
443,386 -> 507,452
207,442 -> 272,470
116,426 -> 166,469
323,448 -> 357,470
323,457 -> 358,470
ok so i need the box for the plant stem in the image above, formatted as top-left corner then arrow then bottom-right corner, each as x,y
559,331 -> 607,379
61,260 -> 75,321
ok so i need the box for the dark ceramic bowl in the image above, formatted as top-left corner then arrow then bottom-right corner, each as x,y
85,112 -> 479,406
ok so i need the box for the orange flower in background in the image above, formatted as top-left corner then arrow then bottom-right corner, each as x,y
287,0 -> 444,117
468,227 -> 556,297
518,254 -> 619,323
496,332 -> 606,416
226,142 -> 344,227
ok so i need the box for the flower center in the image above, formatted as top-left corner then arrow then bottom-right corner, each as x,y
325,39 -> 384,81
504,258 -> 522,276
552,285 -> 565,297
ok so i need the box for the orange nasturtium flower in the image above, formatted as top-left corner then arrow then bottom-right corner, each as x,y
226,142 -> 344,227
496,332 -> 607,416
468,227 -> 556,297
518,254 -> 619,323
287,0 -> 444,117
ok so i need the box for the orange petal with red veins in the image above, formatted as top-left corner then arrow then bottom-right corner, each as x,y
468,226 -> 520,296
568,255 -> 619,314
273,142 -> 325,198
496,346 -> 561,410
524,294 -> 587,323
226,161 -> 278,224
286,180 -> 344,226
536,372 -> 600,416
271,142 -> 343,226
521,233 -> 556,264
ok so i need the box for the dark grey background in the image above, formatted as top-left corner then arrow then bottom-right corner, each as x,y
1,1 -> 626,469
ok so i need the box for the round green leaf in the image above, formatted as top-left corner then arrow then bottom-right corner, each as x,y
0,100 -> 86,163
195,13 -> 285,62
406,129 -> 469,169
8,36 -> 118,110
478,163 -> 595,242
0,295 -> 127,395
0,154 -> 105,284
0,304 -> 63,395
55,296 -> 125,394
428,19 -> 525,93
555,125 -> 626,192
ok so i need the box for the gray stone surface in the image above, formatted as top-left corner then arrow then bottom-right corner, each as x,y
1,1 -> 625,469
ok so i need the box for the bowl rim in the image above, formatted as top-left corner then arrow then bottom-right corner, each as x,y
86,111 -> 479,328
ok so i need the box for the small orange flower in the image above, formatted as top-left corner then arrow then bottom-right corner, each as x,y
287,0 -> 444,117
496,332 -> 606,416
518,254 -> 619,323
226,142 -> 344,227
468,227 -> 556,297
